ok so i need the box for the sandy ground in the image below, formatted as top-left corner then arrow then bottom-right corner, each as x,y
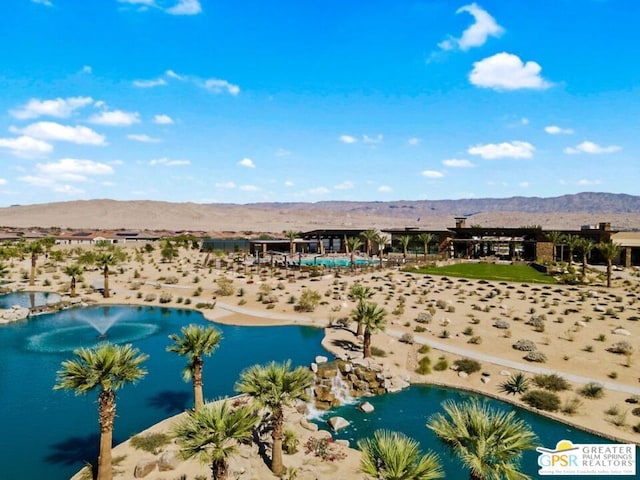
2,244 -> 639,479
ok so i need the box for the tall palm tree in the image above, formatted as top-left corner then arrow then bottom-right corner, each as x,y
284,230 -> 299,256
564,234 -> 582,267
417,233 -> 434,261
349,284 -> 374,335
361,230 -> 378,257
24,240 -> 43,286
64,263 -> 83,297
375,233 -> 389,269
79,247 -> 127,298
398,235 -> 412,262
427,399 -> 538,480
54,343 -> 148,480
597,240 -> 622,288
235,360 -> 313,476
346,236 -> 363,270
359,429 -> 443,480
353,301 -> 387,358
577,237 -> 595,280
167,324 -> 223,411
545,231 -> 565,262
173,400 -> 257,480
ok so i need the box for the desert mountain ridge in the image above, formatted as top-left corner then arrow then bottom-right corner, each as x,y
1,192 -> 639,232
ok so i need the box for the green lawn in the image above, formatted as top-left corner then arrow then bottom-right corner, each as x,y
405,262 -> 557,284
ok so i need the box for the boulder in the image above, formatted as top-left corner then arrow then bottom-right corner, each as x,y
315,355 -> 328,364
310,362 -> 318,373
612,328 -> 631,336
500,370 -> 511,376
481,376 -> 491,384
458,371 -> 469,379
359,401 -> 375,413
158,450 -> 181,471
385,376 -> 410,393
327,416 -> 350,431
0,306 -> 30,324
133,458 -> 157,478
300,417 -> 319,431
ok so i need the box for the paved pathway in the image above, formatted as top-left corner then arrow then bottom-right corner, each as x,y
387,327 -> 640,395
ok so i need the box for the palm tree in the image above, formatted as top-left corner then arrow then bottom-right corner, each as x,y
79,246 -> 127,298
577,237 -> 595,280
64,264 -> 83,297
359,429 -> 443,480
398,235 -> 412,262
348,284 -> 374,335
565,234 -> 582,267
24,240 -> 44,286
361,230 -> 378,257
346,236 -> 363,270
167,324 -> 223,411
235,360 -> 313,476
0,261 -> 8,279
284,230 -> 299,256
160,239 -> 179,263
545,231 -> 564,262
54,343 -> 148,480
352,301 -> 387,358
417,233 -> 434,261
597,240 -> 622,288
173,400 -> 257,480
375,233 -> 389,269
427,399 -> 538,480
498,372 -> 530,396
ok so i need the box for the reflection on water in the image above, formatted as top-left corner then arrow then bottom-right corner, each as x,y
0,291 -> 61,308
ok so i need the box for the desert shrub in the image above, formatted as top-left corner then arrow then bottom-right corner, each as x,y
130,432 -> 171,454
453,358 -> 481,374
415,312 -> 432,324
399,333 -> 414,344
295,290 -> 321,312
608,341 -> 634,355
522,390 -> 561,412
493,319 -> 510,329
462,327 -> 474,336
215,276 -> 234,296
415,356 -> 431,375
159,292 -> 173,304
195,302 -> 215,309
526,316 -> 546,332
144,293 -> 156,302
184,298 -> 191,305
414,325 -> 426,333
561,396 -> 583,415
417,344 -> 431,354
533,374 -> 571,392
467,336 -> 482,345
498,372 -> 530,395
524,351 -> 547,363
512,339 -> 537,351
433,357 -> 449,371
164,276 -> 179,284
370,346 -> 387,357
283,429 -> 299,454
136,292 -> 143,299
580,382 -> 605,399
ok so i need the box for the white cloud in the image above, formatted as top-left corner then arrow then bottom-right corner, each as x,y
31,0 -> 53,6
0,135 -> 53,158
118,0 -> 154,4
421,170 -> 444,178
334,181 -> 355,190
284,180 -> 294,187
468,140 -> 535,159
407,137 -> 421,146
19,175 -> 85,194
133,78 -> 167,88
309,187 -> 330,195
36,158 -> 114,181
166,0 -> 201,15
362,134 -> 383,144
10,96 -> 94,119
149,157 -> 191,166
239,184 -> 259,191
442,158 -> 475,168
165,69 -> 184,80
81,65 -> 92,74
11,122 -> 106,145
204,79 -> 240,95
519,181 -> 529,188
89,110 -> 140,126
127,134 -> 161,143
577,179 -> 602,186
439,3 -> 504,51
275,148 -> 291,157
545,125 -> 574,135
564,141 -> 621,155
378,185 -> 392,193
238,158 -> 255,168
521,117 -> 530,125
339,135 -> 357,144
0,178 -> 7,186
154,114 -> 174,125
215,181 -> 236,189
469,52 -> 551,90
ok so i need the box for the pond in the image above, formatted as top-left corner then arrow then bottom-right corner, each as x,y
0,302 -> 326,479
0,290 -> 61,308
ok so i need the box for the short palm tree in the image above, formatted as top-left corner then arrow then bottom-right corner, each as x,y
417,233 -> 434,261
349,284 -> 374,336
54,343 -> 148,480
80,247 -> 126,298
361,230 -> 378,257
498,372 -> 530,396
597,240 -> 622,288
375,233 -> 389,269
546,231 -> 564,262
284,230 -> 299,256
235,360 -> 313,476
353,301 -> 387,358
565,234 -> 582,267
577,237 -> 595,280
25,240 -> 44,286
167,324 -> 223,411
427,399 -> 538,480
64,263 -> 83,297
359,429 -> 443,480
398,235 -> 411,262
173,400 -> 257,480
346,236 -> 363,270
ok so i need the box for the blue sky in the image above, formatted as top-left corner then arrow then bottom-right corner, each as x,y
0,0 -> 638,205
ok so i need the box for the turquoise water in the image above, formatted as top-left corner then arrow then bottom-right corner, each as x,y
0,290 -> 61,308
0,303 -> 325,480
316,386 -> 638,479
300,257 -> 379,267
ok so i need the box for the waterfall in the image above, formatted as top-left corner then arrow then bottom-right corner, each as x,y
330,369 -> 355,405
305,372 -> 325,419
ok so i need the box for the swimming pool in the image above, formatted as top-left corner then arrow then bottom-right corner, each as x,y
299,257 -> 379,268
